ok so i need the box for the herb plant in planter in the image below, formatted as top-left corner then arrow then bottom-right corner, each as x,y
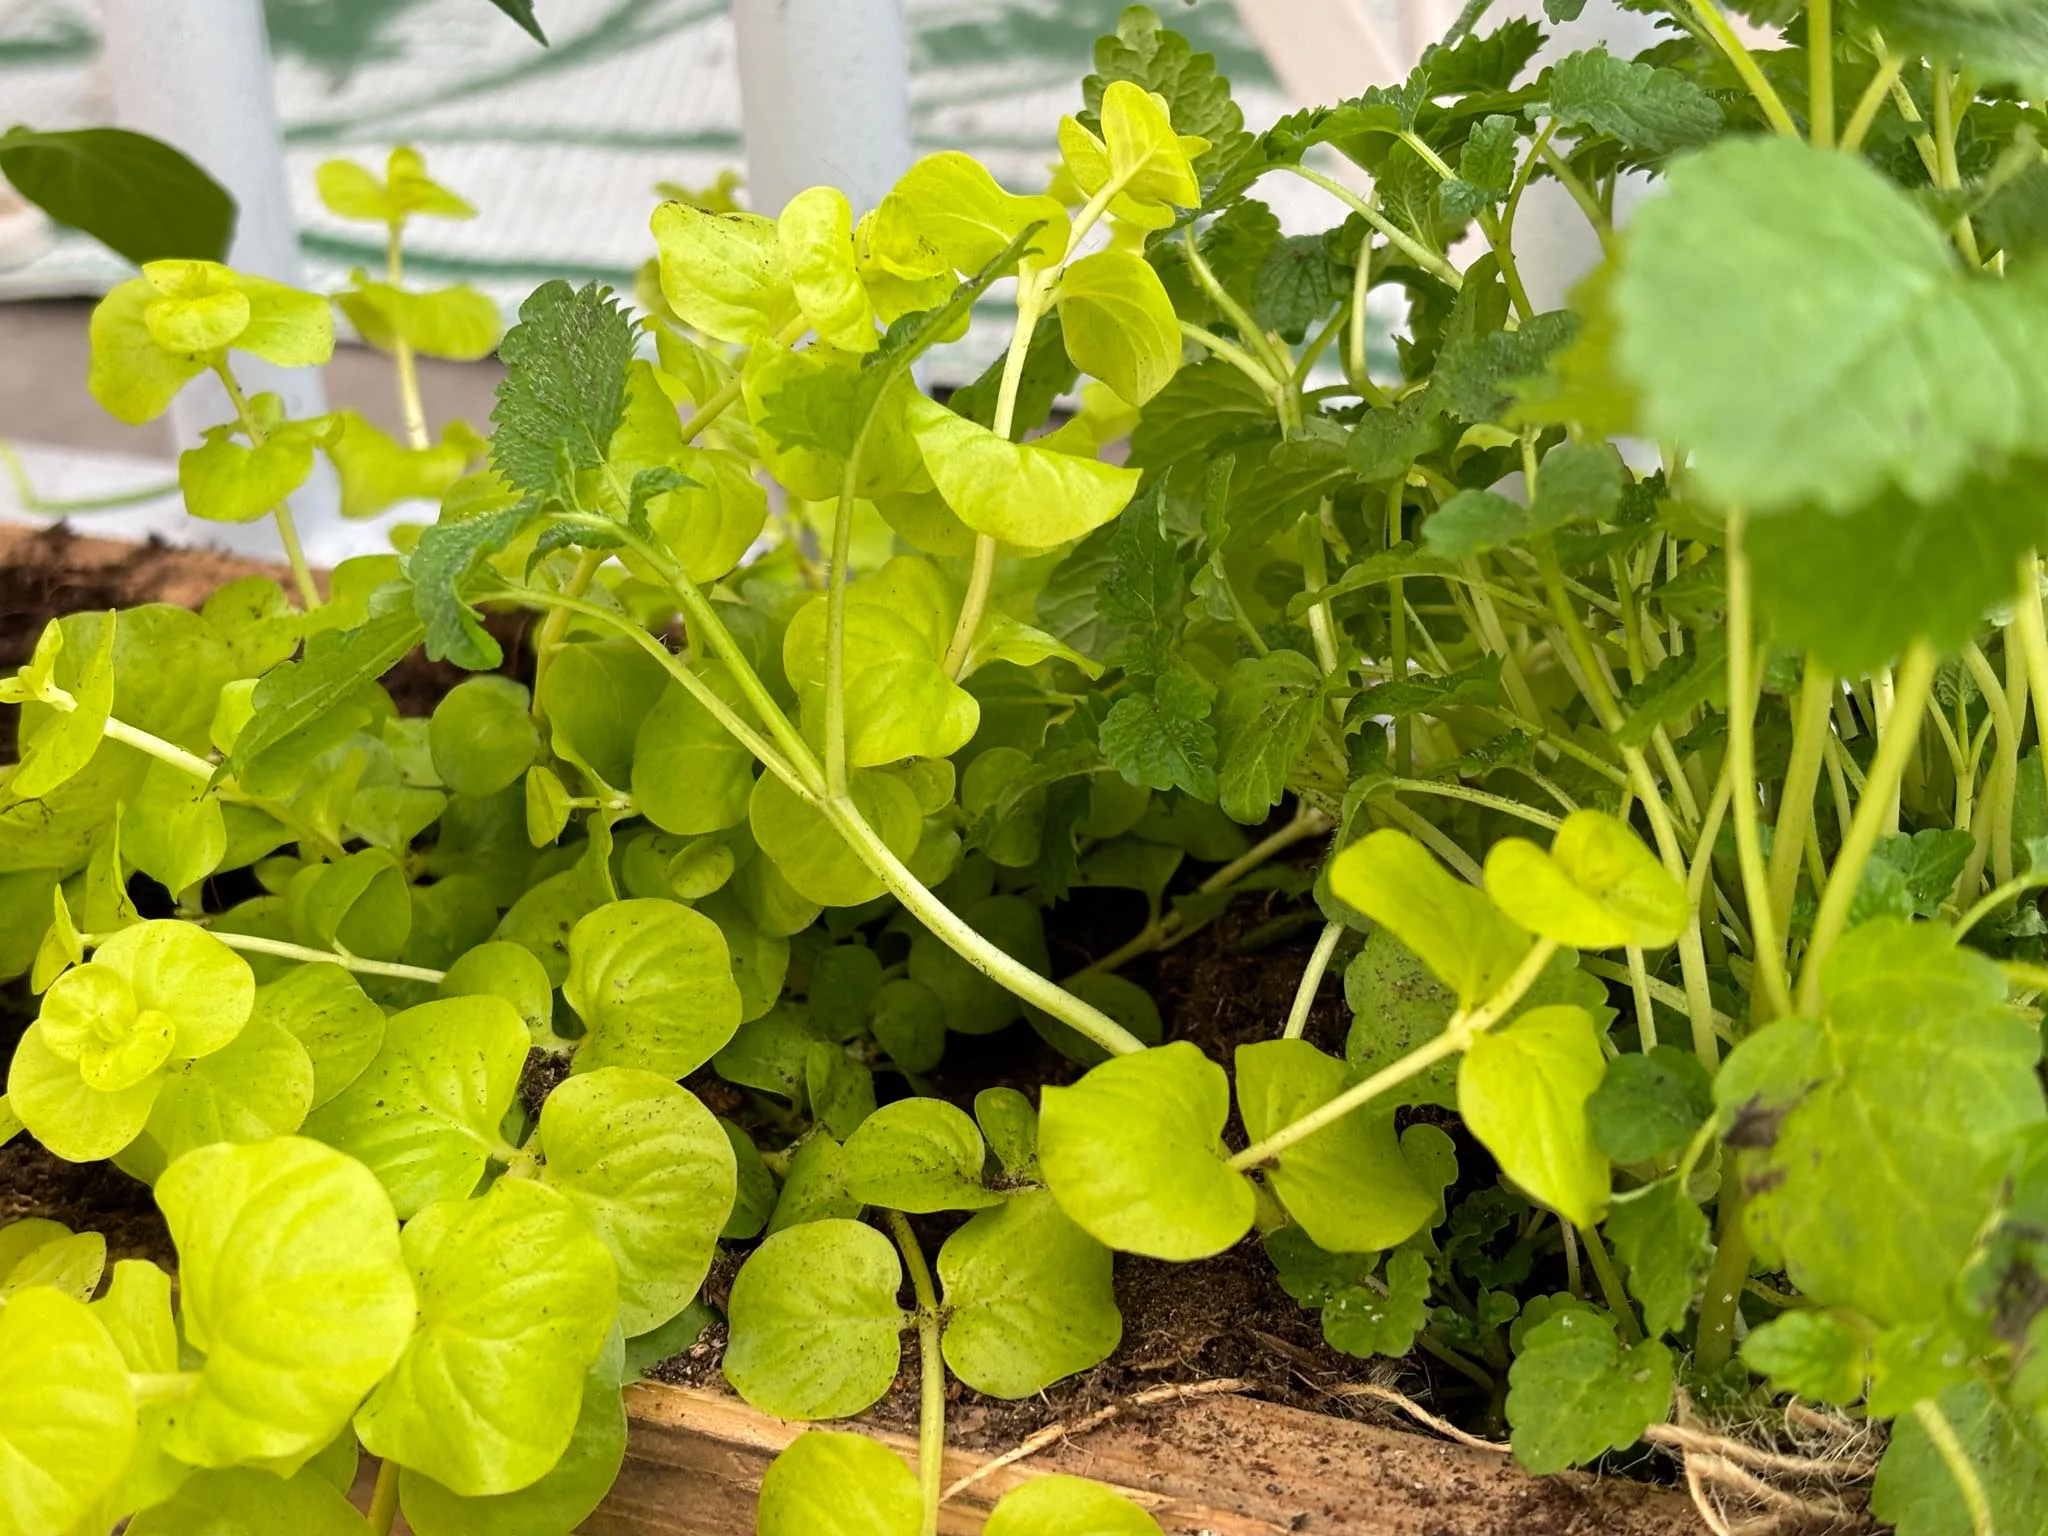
8,0 -> 2048,1532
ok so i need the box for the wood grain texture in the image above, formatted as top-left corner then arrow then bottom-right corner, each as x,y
586,1382 -> 1705,1536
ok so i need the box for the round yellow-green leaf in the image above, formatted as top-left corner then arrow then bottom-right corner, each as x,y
0,1287 -> 136,1536
632,665 -> 757,837
1039,1041 -> 1255,1260
1458,1004 -> 1611,1229
1235,1038 -> 1441,1254
840,1097 -> 1001,1214
1328,829 -> 1532,1008
355,1177 -> 618,1498
939,1189 -> 1119,1398
94,920 -> 256,1060
749,769 -> 922,908
429,676 -> 539,799
301,994 -> 528,1218
127,1466 -> 371,1536
255,962 -> 386,1110
146,1014 -> 316,1162
723,1219 -> 905,1419
906,395 -> 1139,549
158,1136 -> 415,1468
1055,249 -> 1181,407
538,1068 -> 737,1335
757,1431 -> 919,1536
1483,810 -> 1687,950
87,277 -> 206,424
562,898 -> 744,1078
985,1475 -> 1164,1536
6,1020 -> 163,1162
440,941 -> 555,1049
650,202 -> 795,345
779,186 -> 877,352
890,152 -> 1068,274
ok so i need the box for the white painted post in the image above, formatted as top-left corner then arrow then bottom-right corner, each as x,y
731,0 -> 915,218
98,0 -> 339,551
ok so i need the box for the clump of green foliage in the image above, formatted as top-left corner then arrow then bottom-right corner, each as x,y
8,1 -> 2048,1531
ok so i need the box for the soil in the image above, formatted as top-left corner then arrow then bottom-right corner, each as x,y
0,527 -> 1641,1513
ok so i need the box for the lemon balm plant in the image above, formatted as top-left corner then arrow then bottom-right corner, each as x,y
10,3 -> 2048,1533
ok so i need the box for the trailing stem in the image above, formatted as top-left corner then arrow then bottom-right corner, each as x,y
1231,938 -> 1560,1170
885,1211 -> 947,1536
212,361 -> 321,611
1725,510 -> 1792,1023
1283,922 -> 1345,1040
386,223 -> 430,450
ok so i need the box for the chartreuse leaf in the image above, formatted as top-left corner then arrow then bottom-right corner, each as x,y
6,1013 -> 162,1162
750,768 -> 922,907
158,1137 -> 415,1468
536,1067 -> 736,1335
127,1467 -> 372,1535
9,610 -> 114,801
1483,810 -> 1687,950
782,556 -> 980,766
290,849 -> 413,961
123,757 -> 226,895
356,1178 -> 618,1498
0,1226 -> 102,1301
652,203 -> 795,345
1059,80 -> 1206,227
984,1475 -> 1163,1535
1040,1041 -> 1255,1260
1506,1308 -> 1673,1473
1604,1178 -> 1711,1338
723,1219 -> 906,1418
892,151 -> 1067,274
840,1097 -> 1002,1213
302,995 -> 528,1218
939,1189 -> 1120,1397
907,394 -> 1140,549
429,676 -> 538,798
633,663 -> 757,836
0,1288 -> 135,1536
336,278 -> 501,361
1055,250 -> 1181,407
757,1432 -> 920,1536
401,1337 -> 627,1536
1237,1040 -> 1443,1253
316,146 -> 476,224
256,963 -> 385,1110
562,899 -> 743,1078
1459,1005 -> 1610,1228
779,186 -> 877,352
146,1009 -> 317,1161
441,942 -> 555,1048
1721,920 -> 2045,1326
633,445 -> 767,584
1328,829 -> 1532,1008
0,1218 -> 74,1283
1614,136 -> 2048,514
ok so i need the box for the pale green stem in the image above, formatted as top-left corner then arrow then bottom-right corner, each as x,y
1913,1399 -> 1994,1536
1231,938 -> 1560,1170
1725,510 -> 1791,1022
1579,957 -> 1733,1041
885,1211 -> 947,1536
0,439 -> 177,513
1808,0 -> 1835,148
2016,558 -> 2048,816
1284,922 -> 1345,1041
1387,778 -> 1562,831
1281,163 -> 1464,289
1685,0 -> 1802,137
36,683 -> 219,781
1766,661 -> 1836,943
1380,796 -> 1485,885
1534,141 -> 1613,247
1963,640 -> 2018,891
1956,871 -> 2042,940
1625,945 -> 1658,1052
196,930 -> 447,984
1179,321 -> 1282,395
214,362 -> 321,610
1798,642 -> 1938,1013
1841,49 -> 1906,153
943,267 -> 1052,680
1579,1225 -> 1641,1343
386,222 -> 430,450
832,799 -> 1145,1057
369,1458 -> 401,1536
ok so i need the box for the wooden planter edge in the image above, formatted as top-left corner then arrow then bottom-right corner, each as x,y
588,1380 -> 1708,1536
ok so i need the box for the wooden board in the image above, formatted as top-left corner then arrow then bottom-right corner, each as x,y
588,1382 -> 1706,1536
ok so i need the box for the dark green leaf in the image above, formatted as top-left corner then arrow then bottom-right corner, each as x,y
490,280 -> 635,497
1587,1046 -> 1712,1164
1322,1250 -> 1432,1358
1850,829 -> 1975,925
1425,19 -> 1546,93
0,127 -> 234,265
1615,629 -> 1727,749
410,505 -> 539,669
1348,394 -> 1446,481
1543,47 -> 1724,156
1604,1179 -> 1711,1338
1432,310 -> 1577,422
1858,0 -> 2048,89
1506,1308 -> 1673,1472
1100,672 -> 1218,800
1128,359 -> 1277,475
232,603 -> 423,776
1354,656 -> 1502,720
1100,484 -> 1183,679
1214,650 -> 1323,824
1252,235 -> 1346,342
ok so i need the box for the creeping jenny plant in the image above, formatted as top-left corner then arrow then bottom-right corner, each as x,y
10,1 -> 2048,1531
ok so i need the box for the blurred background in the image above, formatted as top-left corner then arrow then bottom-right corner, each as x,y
0,0 -> 1658,563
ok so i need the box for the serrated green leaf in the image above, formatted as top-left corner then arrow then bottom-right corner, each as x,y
1740,1309 -> 1871,1403
1544,47 -> 1723,155
1604,1178 -> 1710,1338
1506,1308 -> 1672,1472
1213,650 -> 1322,826
1101,671 -> 1218,800
1323,1248 -> 1432,1358
489,279 -> 634,498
